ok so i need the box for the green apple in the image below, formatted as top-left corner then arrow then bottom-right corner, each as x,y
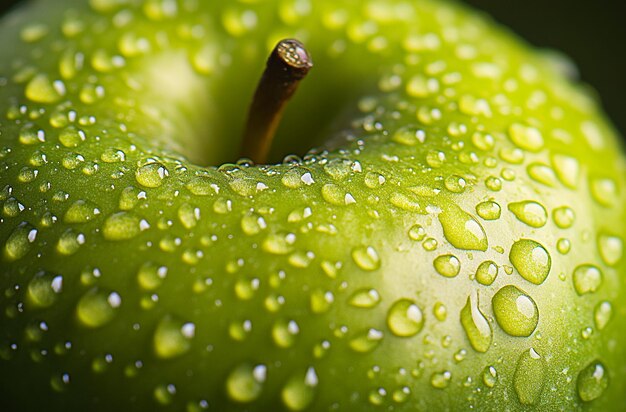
1,0 -> 625,411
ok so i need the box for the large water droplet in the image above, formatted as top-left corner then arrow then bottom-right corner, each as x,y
508,201 -> 547,228
598,234 -> 623,266
492,285 -> 538,336
153,316 -> 195,359
64,199 -> 101,223
348,288 -> 381,308
576,360 -> 609,402
386,299 -> 424,337
460,293 -> 492,353
76,288 -> 121,328
594,301 -> 613,330
509,239 -> 551,285
475,201 -> 501,220
103,212 -> 142,241
509,123 -> 544,152
226,363 -> 266,403
281,367 -> 318,411
439,206 -> 488,251
513,348 -> 546,405
272,319 -> 300,348
4,222 -> 37,261
352,246 -> 381,271
483,366 -> 498,388
27,272 -> 63,308
349,328 -> 384,353
26,74 -> 65,103
136,162 -> 169,188
573,264 -> 603,295
433,254 -> 461,278
137,262 -> 167,290
475,260 -> 498,285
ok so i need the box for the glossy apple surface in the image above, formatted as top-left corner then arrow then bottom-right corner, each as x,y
0,0 -> 625,411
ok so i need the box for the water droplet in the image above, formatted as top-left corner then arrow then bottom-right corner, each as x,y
508,201 -> 547,228
348,288 -> 381,308
272,319 -> 299,348
26,74 -> 65,103
475,201 -> 501,220
226,363 -> 266,403
433,254 -> 461,278
475,261 -> 498,285
263,232 -> 296,255
460,293 -> 492,353
64,199 -> 101,223
323,158 -> 353,180
483,366 -> 498,388
594,301 -> 613,330
57,229 -> 85,255
241,213 -> 266,235
514,348 -> 546,405
349,328 -> 384,353
551,154 -> 580,189
598,234 -> 623,266
433,302 -> 447,321
509,123 -> 543,152
444,175 -> 466,193
509,239 -> 551,285
590,177 -> 617,207
527,163 -> 558,187
557,238 -> 571,254
153,316 -> 195,359
552,206 -> 575,229
492,285 -> 538,336
281,367 -> 318,411
430,371 -> 451,389
76,288 -> 121,328
153,383 -> 176,405
392,126 -> 426,146
310,289 -> 334,314
322,183 -> 355,206
4,222 -> 37,261
439,206 -> 488,251
59,126 -> 86,148
573,264 -> 603,295
577,360 -> 609,402
137,262 -> 167,290
177,203 -> 200,229
408,224 -> 426,241
352,246 -> 381,271
103,212 -> 142,241
364,171 -> 386,188
387,299 -> 424,337
136,162 -> 169,188
27,272 -> 63,308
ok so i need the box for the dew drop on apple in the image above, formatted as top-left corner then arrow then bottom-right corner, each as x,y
557,238 -> 571,254
137,262 -> 167,291
241,213 -> 266,235
310,288 -> 334,314
597,234 -> 623,266
263,232 -> 296,255
59,126 -> 86,148
368,388 -> 386,405
433,254 -> 461,278
508,123 -> 544,152
408,224 -> 426,241
572,264 -> 603,295
351,246 -> 381,271
430,371 -> 451,389
91,353 -> 113,374
485,176 -> 502,191
213,197 -> 233,214
3,197 -> 24,218
103,211 -> 142,241
349,328 -> 384,353
25,74 -> 65,104
483,366 -> 498,388
61,153 -> 85,170
281,367 -> 318,411
18,124 -> 44,145
492,285 -> 538,337
508,201 -> 547,228
475,260 -> 498,285
349,288 -> 381,308
272,319 -> 299,348
552,206 -> 575,228
76,288 -> 121,328
4,222 -> 37,261
527,163 -> 559,187
439,206 -> 488,251
153,383 -> 176,405
226,363 -> 266,403
509,239 -> 551,285
234,277 -> 260,300
444,175 -> 466,193
55,229 -> 85,255
135,162 -> 169,188
50,373 -> 71,393
24,320 -> 49,342
64,199 -> 101,223
386,299 -> 424,337
513,348 -> 546,405
590,177 -> 617,207
229,319 -> 252,342
391,126 -> 426,146
177,203 -> 200,229
27,272 -> 63,308
426,150 -> 446,168
594,301 -> 613,330
153,316 -> 195,359
577,360 -> 609,402
322,183 -> 355,206
392,386 -> 411,403
185,176 -> 220,196
551,153 -> 580,188
433,302 -> 447,321
460,293 -> 492,352
323,158 -> 352,180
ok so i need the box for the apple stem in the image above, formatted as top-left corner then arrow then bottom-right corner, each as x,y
240,39 -> 313,164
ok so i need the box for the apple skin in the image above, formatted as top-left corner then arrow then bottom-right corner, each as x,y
1,0 -> 625,411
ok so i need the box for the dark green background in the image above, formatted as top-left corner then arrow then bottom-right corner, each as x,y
1,0 -> 624,136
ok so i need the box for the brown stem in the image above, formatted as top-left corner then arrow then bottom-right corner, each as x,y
240,39 -> 313,164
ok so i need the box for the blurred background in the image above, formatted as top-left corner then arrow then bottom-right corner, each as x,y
1,0 -> 624,136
